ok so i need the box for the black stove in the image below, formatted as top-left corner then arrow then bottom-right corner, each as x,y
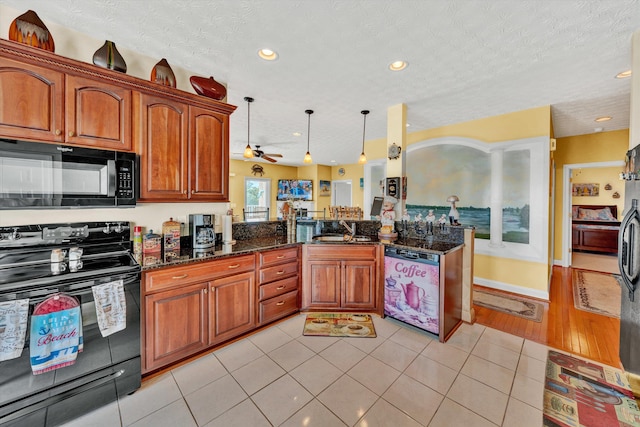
0,221 -> 141,427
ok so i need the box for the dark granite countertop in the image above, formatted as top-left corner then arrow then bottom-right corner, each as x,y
139,235 -> 464,271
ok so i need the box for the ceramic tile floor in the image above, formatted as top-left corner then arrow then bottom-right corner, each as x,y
62,314 -> 557,427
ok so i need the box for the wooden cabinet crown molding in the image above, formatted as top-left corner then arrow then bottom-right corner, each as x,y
0,38 -> 236,116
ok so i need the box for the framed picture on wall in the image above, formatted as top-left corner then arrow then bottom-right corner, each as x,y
319,180 -> 331,197
572,183 -> 599,197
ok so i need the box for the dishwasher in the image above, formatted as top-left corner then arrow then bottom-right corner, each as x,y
384,247 -> 440,336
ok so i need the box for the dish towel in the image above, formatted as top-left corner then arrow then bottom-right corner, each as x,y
0,299 -> 29,362
30,294 -> 82,375
92,279 -> 126,337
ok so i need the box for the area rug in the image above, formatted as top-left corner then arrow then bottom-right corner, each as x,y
543,350 -> 640,426
303,313 -> 376,338
572,269 -> 621,318
473,289 -> 544,322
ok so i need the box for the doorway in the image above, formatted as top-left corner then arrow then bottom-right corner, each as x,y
561,160 -> 624,270
332,180 -> 352,207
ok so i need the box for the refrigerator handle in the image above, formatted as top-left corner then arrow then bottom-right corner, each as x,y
619,199 -> 640,301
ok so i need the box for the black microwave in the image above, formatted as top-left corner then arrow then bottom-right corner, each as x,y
0,139 -> 137,209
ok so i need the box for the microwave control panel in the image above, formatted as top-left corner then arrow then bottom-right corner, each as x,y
116,161 -> 135,198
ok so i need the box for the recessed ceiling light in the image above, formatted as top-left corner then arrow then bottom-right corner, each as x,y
594,127 -> 604,132
330,160 -> 336,163
616,70 -> 632,79
405,123 -> 411,127
292,132 -> 302,137
595,116 -> 612,122
258,48 -> 278,61
389,60 -> 408,71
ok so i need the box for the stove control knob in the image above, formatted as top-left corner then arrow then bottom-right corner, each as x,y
114,223 -> 124,233
103,223 -> 112,234
9,228 -> 20,240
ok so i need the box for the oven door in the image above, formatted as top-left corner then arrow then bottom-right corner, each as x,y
0,272 -> 141,426
0,139 -> 131,209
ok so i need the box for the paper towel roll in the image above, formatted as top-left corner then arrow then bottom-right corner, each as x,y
222,215 -> 233,244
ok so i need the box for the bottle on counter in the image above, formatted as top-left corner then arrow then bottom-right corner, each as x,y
133,226 -> 142,254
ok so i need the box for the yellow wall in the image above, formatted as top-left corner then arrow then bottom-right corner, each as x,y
552,129 -> 629,257
571,167 -> 624,219
229,160 -> 297,219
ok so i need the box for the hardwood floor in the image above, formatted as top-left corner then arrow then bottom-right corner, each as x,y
474,265 -> 621,368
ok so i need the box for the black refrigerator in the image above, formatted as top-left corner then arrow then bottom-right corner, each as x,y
619,145 -> 640,375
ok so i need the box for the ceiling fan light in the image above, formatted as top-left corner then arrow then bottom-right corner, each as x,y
243,144 -> 254,158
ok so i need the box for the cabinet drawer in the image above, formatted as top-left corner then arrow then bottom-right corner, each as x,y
144,255 -> 255,293
259,276 -> 299,301
259,247 -> 299,267
305,244 -> 377,260
259,261 -> 298,284
259,290 -> 299,324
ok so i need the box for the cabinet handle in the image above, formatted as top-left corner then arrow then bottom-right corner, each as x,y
276,270 -> 285,275
203,289 -> 208,294
275,301 -> 285,306
276,285 -> 286,290
172,274 -> 188,279
227,264 -> 240,269
54,129 -> 61,136
276,255 -> 285,259
68,131 -> 76,137
182,190 -> 187,194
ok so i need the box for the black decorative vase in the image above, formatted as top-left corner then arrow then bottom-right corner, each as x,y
92,40 -> 127,73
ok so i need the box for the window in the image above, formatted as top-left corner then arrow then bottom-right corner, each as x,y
245,177 -> 270,211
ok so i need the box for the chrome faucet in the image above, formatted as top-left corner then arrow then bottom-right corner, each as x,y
339,220 -> 356,237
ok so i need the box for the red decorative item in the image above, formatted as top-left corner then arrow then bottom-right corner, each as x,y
8,10 -> 55,52
189,76 -> 227,100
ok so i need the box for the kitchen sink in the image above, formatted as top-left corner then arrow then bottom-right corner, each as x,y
312,234 -> 372,243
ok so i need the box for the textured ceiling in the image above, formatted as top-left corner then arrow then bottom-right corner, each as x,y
3,0 -> 639,165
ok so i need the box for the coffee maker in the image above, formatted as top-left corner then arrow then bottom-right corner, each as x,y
189,214 -> 215,249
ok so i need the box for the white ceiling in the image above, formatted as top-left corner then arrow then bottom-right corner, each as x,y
4,0 -> 639,166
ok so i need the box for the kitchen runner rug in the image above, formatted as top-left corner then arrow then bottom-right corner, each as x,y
543,350 -> 640,426
303,313 -> 376,338
473,288 -> 544,322
572,269 -> 621,318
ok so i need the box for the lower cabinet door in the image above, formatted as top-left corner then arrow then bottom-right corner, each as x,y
303,260 -> 341,308
144,283 -> 208,372
259,290 -> 299,325
209,271 -> 256,344
342,260 -> 376,309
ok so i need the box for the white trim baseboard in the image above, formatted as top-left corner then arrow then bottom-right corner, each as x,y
474,277 -> 550,301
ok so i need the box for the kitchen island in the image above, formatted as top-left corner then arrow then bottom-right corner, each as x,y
138,221 -> 472,374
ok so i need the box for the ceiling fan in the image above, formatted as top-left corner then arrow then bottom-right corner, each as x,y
247,144 -> 283,163
237,96 -> 284,163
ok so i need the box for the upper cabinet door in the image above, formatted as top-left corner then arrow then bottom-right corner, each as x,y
135,93 -> 189,201
65,75 -> 132,150
0,57 -> 64,142
189,105 -> 229,201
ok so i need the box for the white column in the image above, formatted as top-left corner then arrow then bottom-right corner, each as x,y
387,104 -> 407,218
489,149 -> 504,247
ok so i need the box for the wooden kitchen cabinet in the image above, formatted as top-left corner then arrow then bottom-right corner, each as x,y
65,75 -> 132,150
135,99 -> 229,202
144,282 -> 208,372
209,270 -> 255,344
302,245 -> 380,311
0,58 -> 131,150
135,93 -> 189,200
257,247 -> 300,325
0,57 -> 64,142
142,254 -> 255,373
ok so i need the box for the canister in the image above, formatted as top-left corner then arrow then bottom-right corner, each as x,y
143,230 -> 161,253
162,218 -> 181,251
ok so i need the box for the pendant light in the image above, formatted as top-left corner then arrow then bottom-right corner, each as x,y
243,97 -> 254,158
358,110 -> 370,164
303,109 -> 313,164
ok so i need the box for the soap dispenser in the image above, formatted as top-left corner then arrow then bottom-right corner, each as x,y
315,220 -> 322,235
